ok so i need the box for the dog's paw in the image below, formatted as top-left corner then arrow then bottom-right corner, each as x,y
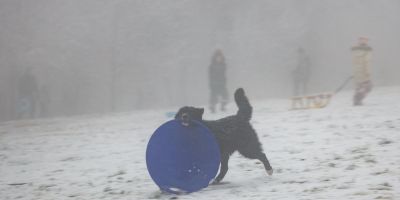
211,179 -> 222,185
267,169 -> 273,176
211,180 -> 219,185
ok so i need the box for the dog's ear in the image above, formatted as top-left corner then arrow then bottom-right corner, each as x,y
199,108 -> 204,116
196,108 -> 204,119
174,108 -> 183,119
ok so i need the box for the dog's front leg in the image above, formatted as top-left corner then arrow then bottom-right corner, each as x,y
213,153 -> 230,184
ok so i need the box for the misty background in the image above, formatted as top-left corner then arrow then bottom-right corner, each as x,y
1,0 -> 399,122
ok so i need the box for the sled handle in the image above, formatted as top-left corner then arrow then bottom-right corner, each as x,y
334,76 -> 353,94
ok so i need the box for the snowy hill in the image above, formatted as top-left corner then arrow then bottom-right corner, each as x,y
1,86 -> 399,200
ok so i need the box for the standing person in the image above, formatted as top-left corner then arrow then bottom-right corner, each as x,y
351,37 -> 373,106
16,68 -> 39,119
292,47 -> 311,96
39,84 -> 50,118
208,49 -> 228,113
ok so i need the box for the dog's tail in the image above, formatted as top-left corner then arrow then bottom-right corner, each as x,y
234,88 -> 252,121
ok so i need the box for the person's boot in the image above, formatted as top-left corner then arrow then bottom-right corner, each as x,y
353,93 -> 363,106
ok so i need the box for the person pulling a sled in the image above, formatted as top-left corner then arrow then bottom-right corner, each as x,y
351,36 -> 373,106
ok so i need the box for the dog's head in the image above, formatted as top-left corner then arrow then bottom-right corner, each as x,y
174,106 -> 204,126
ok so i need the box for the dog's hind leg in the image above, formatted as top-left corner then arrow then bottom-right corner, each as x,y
213,153 -> 230,184
257,153 -> 273,175
238,147 -> 273,176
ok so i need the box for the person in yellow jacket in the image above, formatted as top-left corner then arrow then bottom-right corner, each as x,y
351,37 -> 373,106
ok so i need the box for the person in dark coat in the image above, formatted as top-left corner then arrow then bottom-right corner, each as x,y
292,47 -> 311,96
16,68 -> 39,119
208,49 -> 228,113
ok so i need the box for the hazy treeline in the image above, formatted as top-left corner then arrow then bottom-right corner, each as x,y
1,0 -> 399,121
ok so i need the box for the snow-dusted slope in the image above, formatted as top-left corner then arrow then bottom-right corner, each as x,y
1,86 -> 399,200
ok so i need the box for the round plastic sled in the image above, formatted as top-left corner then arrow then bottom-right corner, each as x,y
146,120 -> 220,194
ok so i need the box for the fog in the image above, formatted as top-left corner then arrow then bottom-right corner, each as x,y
1,0 -> 399,121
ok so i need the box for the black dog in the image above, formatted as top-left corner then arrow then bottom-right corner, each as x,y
175,88 -> 273,183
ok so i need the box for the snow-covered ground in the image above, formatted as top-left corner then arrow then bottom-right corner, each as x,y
1,86 -> 399,200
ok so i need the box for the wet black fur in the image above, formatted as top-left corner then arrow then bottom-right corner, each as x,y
175,88 -> 273,183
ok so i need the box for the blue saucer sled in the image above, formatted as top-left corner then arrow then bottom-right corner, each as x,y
146,120 -> 220,193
